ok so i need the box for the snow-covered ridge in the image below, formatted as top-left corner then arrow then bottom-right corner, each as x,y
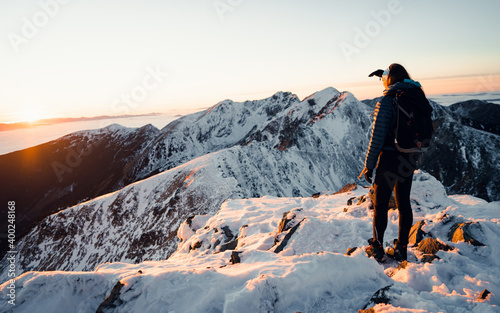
2,85 -> 500,283
2,171 -> 498,312
0,87 -> 374,279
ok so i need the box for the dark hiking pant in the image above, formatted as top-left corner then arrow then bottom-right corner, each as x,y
372,150 -> 417,246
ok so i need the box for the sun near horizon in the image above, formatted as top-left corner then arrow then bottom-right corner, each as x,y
13,106 -> 51,124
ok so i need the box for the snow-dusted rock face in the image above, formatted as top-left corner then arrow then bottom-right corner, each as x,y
448,99 -> 500,135
124,90 -> 303,180
1,172 -> 499,312
0,88 -> 374,278
421,100 -> 500,202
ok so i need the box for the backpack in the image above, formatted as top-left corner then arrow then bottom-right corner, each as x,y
392,88 -> 434,153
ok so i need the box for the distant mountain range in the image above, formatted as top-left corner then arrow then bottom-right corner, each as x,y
0,87 -> 499,277
0,113 -> 163,131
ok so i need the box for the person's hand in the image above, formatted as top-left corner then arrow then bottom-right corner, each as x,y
368,69 -> 384,78
358,167 -> 373,184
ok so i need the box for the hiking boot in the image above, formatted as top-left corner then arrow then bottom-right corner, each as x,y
386,239 -> 408,261
365,238 -> 386,262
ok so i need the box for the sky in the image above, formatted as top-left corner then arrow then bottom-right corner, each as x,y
1,0 -> 500,123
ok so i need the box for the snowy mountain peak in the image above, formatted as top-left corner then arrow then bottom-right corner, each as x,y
303,86 -> 340,102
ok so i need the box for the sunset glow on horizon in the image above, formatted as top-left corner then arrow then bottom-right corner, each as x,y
1,0 -> 500,124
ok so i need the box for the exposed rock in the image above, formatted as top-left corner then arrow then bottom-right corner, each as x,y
409,220 -> 429,246
96,280 -> 124,313
345,247 -> 360,256
357,195 -> 369,205
185,215 -> 196,227
277,210 -> 302,233
361,285 -> 393,311
421,254 -> 439,263
239,225 -> 248,234
476,289 -> 491,301
438,213 -> 455,225
448,100 -> 500,136
347,197 -> 357,206
218,226 -> 239,252
273,210 -> 304,253
219,240 -> 238,252
396,260 -> 409,270
416,238 -> 453,257
221,226 -> 234,241
190,241 -> 202,251
274,221 -> 302,253
387,261 -> 410,277
448,222 -> 486,246
230,251 -> 242,264
334,183 -> 358,195
420,100 -> 500,202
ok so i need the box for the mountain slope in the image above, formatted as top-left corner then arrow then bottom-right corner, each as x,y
448,100 -> 500,135
0,124 -> 159,256
1,171 -> 499,312
123,91 -> 303,181
0,88 -> 373,278
421,101 -> 500,201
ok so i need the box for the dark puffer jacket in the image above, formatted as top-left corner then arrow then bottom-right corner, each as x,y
364,79 -> 423,170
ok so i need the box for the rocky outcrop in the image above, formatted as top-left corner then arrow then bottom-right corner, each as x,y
448,222 -> 486,246
416,238 -> 453,263
272,210 -> 305,253
408,220 -> 428,246
360,285 -> 393,311
96,280 -> 125,313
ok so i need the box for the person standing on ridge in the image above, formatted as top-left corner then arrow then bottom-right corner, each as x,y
359,63 -> 433,262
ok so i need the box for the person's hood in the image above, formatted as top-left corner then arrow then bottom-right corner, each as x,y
384,79 -> 422,96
